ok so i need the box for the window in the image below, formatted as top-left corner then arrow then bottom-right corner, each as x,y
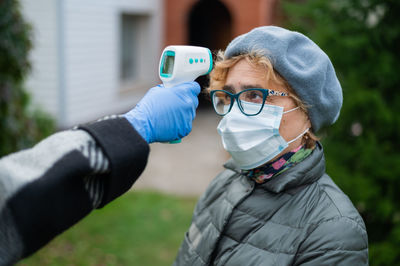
120,13 -> 149,84
120,14 -> 139,81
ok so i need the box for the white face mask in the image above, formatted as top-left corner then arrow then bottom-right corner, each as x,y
217,101 -> 309,170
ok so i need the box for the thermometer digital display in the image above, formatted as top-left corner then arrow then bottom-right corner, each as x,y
162,54 -> 175,75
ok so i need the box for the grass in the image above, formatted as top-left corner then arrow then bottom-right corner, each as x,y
17,190 -> 197,266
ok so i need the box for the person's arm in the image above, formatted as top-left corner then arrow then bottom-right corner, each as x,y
0,116 -> 148,265
294,217 -> 369,265
0,82 -> 200,265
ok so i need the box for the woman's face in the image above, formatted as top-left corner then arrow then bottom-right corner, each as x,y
224,59 -> 311,160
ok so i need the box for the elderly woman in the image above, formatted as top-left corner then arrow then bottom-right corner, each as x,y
174,26 -> 368,265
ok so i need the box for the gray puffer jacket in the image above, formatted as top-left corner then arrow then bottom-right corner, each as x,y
174,143 -> 368,265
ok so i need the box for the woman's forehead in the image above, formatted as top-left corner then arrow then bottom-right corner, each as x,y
226,60 -> 267,88
225,59 -> 288,93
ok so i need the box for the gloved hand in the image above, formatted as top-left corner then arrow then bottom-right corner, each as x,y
124,82 -> 201,143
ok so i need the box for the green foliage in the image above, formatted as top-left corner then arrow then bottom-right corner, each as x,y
18,191 -> 197,266
0,0 -> 55,157
283,0 -> 400,264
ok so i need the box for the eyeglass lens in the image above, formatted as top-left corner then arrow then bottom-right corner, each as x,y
212,91 -> 232,115
238,90 -> 264,115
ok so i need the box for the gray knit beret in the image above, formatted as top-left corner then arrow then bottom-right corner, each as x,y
224,26 -> 343,132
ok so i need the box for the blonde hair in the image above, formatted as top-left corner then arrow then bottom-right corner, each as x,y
207,50 -> 319,148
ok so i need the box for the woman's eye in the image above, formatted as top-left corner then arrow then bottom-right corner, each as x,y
239,90 -> 264,104
249,92 -> 261,99
246,92 -> 263,101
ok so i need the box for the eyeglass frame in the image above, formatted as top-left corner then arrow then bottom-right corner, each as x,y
210,88 -> 289,116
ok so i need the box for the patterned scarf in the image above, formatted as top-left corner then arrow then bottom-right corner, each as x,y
242,145 -> 313,184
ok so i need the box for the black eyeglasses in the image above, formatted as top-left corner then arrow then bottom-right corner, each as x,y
210,88 -> 288,116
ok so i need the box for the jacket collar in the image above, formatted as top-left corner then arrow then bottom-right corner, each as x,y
223,142 -> 326,193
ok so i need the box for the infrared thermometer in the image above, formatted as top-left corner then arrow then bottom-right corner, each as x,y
159,45 -> 213,88
159,45 -> 213,143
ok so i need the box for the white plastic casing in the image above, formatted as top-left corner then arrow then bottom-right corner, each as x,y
159,45 -> 213,88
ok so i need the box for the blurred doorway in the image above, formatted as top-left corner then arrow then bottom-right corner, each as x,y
188,0 -> 233,109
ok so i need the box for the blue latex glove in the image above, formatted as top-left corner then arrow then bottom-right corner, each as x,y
124,82 -> 201,143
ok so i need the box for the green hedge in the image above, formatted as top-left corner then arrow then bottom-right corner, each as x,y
283,0 -> 400,264
0,0 -> 55,157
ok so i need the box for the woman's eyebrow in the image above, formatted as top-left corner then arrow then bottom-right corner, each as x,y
222,85 -> 235,93
223,84 -> 266,93
242,84 -> 265,90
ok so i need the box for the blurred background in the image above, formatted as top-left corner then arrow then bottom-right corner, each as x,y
1,0 -> 398,265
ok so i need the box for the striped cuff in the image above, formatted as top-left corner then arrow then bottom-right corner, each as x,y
78,133 -> 110,208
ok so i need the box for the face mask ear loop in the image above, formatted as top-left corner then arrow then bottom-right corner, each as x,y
287,128 -> 310,145
283,106 -> 300,114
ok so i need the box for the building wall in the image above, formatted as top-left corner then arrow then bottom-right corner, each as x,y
63,0 -> 163,126
21,0 -> 60,118
222,0 -> 278,36
164,0 -> 278,46
22,0 -> 163,127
